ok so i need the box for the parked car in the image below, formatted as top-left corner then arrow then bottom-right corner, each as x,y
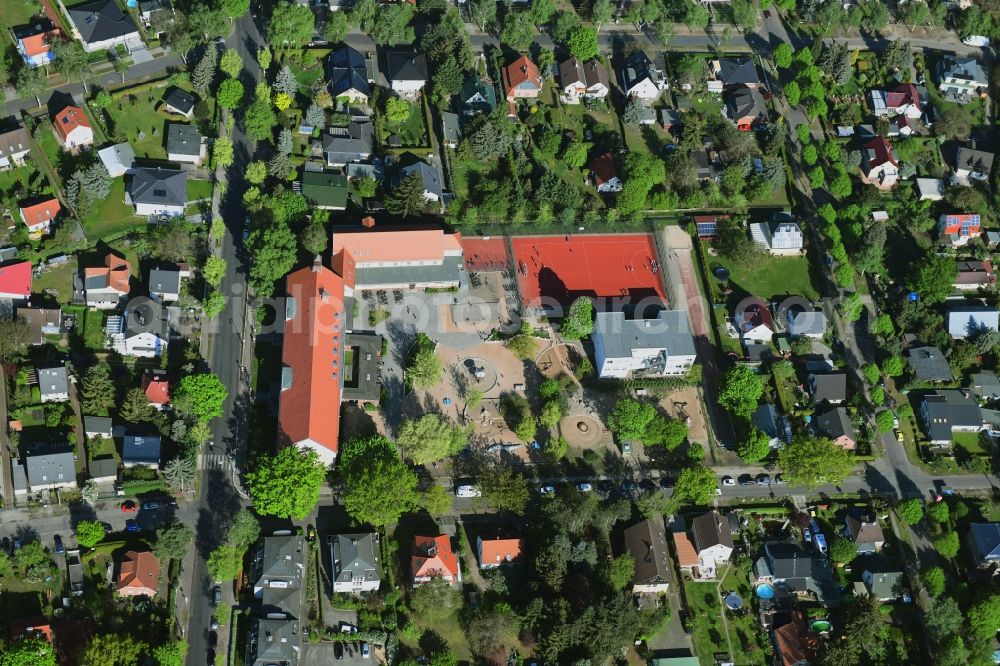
208,632 -> 218,649
577,483 -> 593,492
756,474 -> 771,486
125,520 -> 141,533
53,535 -> 64,555
455,485 -> 481,498
738,474 -> 755,486
212,586 -> 222,606
620,480 -> 638,493
721,476 -> 736,487
211,617 -> 219,631
539,485 -> 555,495
803,528 -> 812,543
814,533 -> 828,555
120,500 -> 137,513
335,643 -> 344,660
362,643 -> 371,659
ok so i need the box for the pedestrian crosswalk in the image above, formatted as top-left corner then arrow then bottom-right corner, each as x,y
200,453 -> 231,471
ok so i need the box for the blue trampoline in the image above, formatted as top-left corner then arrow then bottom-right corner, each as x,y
724,593 -> 743,610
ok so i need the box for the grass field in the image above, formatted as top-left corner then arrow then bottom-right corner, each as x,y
101,85 -> 212,160
686,567 -> 764,665
187,178 -> 213,201
452,158 -> 491,199
0,0 -> 45,30
83,309 -> 106,350
953,430 -> 988,454
33,256 -> 78,302
83,178 -> 140,240
718,254 -> 819,302
378,100 -> 427,147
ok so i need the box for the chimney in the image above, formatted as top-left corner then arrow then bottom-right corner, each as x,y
311,255 -> 322,272
362,216 -> 376,228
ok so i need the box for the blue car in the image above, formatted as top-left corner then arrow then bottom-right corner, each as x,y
125,520 -> 141,533
141,501 -> 159,511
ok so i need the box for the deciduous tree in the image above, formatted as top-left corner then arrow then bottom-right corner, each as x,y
174,373 -> 227,421
339,435 -> 420,526
268,2 -> 315,46
738,429 -> 771,463
777,435 -> 855,488
217,78 -> 244,109
203,256 -> 227,287
718,365 -> 764,419
607,400 -> 655,441
75,520 -> 106,548
478,463 -> 531,515
207,544 -> 243,581
0,638 -> 56,666
398,415 -> 468,464
153,520 -> 193,560
246,446 -> 327,519
672,465 -> 717,507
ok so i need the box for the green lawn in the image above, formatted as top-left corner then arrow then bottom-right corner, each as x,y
83,309 -> 106,350
452,159 -> 491,199
953,430 -> 988,454
82,178 -> 141,240
719,254 -> 819,301
378,100 -> 427,147
0,0 -> 45,30
100,85 -> 209,160
187,178 -> 213,201
33,256 -> 78,302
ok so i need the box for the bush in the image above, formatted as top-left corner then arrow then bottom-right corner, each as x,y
921,566 -> 945,597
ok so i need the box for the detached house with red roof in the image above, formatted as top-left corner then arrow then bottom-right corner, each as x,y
588,152 -> 622,193
861,137 -> 900,189
115,549 -> 159,598
411,534 -> 461,585
871,83 -> 923,120
476,535 -> 523,569
53,106 -> 93,151
82,253 -> 131,309
278,259 -> 345,466
938,213 -> 981,247
18,198 -> 59,239
142,371 -> 170,409
502,55 -> 541,103
13,20 -> 60,68
0,262 -> 32,302
734,297 -> 774,343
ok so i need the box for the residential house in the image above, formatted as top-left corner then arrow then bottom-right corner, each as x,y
13,21 -> 59,68
327,44 -> 371,104
947,305 -> 998,338
18,198 -> 59,238
862,568 -> 904,601
385,51 -> 428,98
128,167 -> 187,217
84,416 -> 113,439
692,215 -> 724,238
861,137 -> 900,189
68,0 -> 141,52
18,307 -> 61,345
0,126 -> 31,170
459,77 -> 497,116
165,124 -> 206,165
38,366 -> 69,403
621,52 -> 665,101
771,611 -> 819,666
786,309 -> 827,338
845,514 -> 885,554
906,346 -> 954,383
477,535 -> 523,569
122,433 -> 162,467
142,371 -> 170,409
82,252 -> 130,309
592,310 -> 697,379
750,216 -> 803,255
954,260 -> 995,290
411,534 -> 460,585
277,261 -> 345,465
623,518 -> 671,593
137,0 -> 172,28
163,88 -> 196,118
972,371 -> 1000,401
149,265 -> 185,302
938,213 -> 981,246
916,177 -> 946,200
24,450 -> 76,492
920,390 -> 983,446
754,404 -> 792,449
441,112 -> 461,149
502,55 -> 541,102
330,227 -> 464,293
870,82 -> 922,119
394,160 -> 441,202
659,108 -> 683,133
809,373 -> 847,405
754,542 -> 841,606
724,85 -> 767,131
558,57 -> 609,103
953,145 -> 993,184
245,617 -> 300,666
937,56 -> 988,103
52,106 -> 94,151
689,512 -> 734,579
734,298 -> 774,343
709,57 -> 761,92
115,550 -> 159,597
300,170 -> 348,210
816,407 -> 856,450
0,261 -> 32,302
968,523 -> 1000,567
322,122 -> 374,167
249,534 -> 304,606
89,457 -> 118,484
106,304 -> 169,357
98,142 -> 136,177
588,152 -> 622,193
330,532 -> 381,594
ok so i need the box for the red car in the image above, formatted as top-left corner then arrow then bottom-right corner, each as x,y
120,500 -> 137,513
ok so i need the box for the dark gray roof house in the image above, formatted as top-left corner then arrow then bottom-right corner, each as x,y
396,160 -> 442,201
755,542 -> 840,607
816,407 -> 856,447
955,145 -> 994,178
690,511 -> 734,553
250,534 -> 305,616
166,123 -> 204,158
88,457 -> 118,483
330,532 -> 381,593
460,77 -> 497,115
968,523 -> 1000,566
25,450 -> 76,489
725,85 -> 767,127
122,433 -> 162,467
163,88 -> 196,116
385,51 -> 428,83
972,371 -> 1000,400
845,515 -> 885,554
623,517 -> 671,593
84,416 -> 113,438
149,267 -> 182,300
921,390 -> 983,445
863,568 -> 904,600
68,0 -> 139,47
327,44 -> 370,100
322,122 -> 374,166
907,346 -> 953,383
808,373 -> 847,404
129,167 -> 187,209
716,58 -> 761,87
246,617 -> 299,666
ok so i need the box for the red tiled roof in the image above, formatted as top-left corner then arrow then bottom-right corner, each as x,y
588,152 -> 618,187
278,263 -> 344,458
0,262 -> 32,298
116,550 -> 159,597
331,228 -> 462,274
9,617 -> 51,642
502,55 -> 541,98
53,106 -> 91,142
142,373 -> 169,405
773,611 -> 819,666
19,199 -> 60,228
740,298 -> 774,330
84,253 -> 131,294
412,534 -> 459,581
478,537 -> 522,566
886,82 -> 920,110
864,136 -> 899,169
673,531 -> 699,568
19,30 -> 60,57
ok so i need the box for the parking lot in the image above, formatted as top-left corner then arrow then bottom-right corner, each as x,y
301,639 -> 382,664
